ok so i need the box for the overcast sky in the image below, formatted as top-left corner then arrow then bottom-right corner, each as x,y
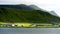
0,0 -> 60,16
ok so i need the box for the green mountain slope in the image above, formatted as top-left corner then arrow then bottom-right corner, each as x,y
0,7 -> 60,24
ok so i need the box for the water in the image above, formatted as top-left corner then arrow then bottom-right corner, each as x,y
0,28 -> 60,34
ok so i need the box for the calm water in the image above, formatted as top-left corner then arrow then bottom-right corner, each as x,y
0,28 -> 60,34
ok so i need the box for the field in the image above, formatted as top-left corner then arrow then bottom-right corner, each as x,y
0,22 -> 60,28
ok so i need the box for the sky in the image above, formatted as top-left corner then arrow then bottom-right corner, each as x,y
0,0 -> 60,16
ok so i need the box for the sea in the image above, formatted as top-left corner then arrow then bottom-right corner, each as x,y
0,28 -> 60,34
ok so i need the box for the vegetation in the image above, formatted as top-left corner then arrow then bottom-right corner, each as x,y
0,7 -> 60,24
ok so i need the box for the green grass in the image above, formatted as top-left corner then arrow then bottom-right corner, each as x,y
0,22 -> 60,28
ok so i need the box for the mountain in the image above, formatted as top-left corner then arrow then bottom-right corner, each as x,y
0,4 -> 60,24
0,4 -> 43,10
0,4 -> 34,10
29,5 -> 59,17
29,5 -> 40,10
48,11 -> 59,17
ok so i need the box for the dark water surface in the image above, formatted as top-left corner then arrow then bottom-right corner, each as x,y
0,28 -> 60,34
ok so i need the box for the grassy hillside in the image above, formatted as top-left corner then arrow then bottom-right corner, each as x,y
0,7 -> 60,24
